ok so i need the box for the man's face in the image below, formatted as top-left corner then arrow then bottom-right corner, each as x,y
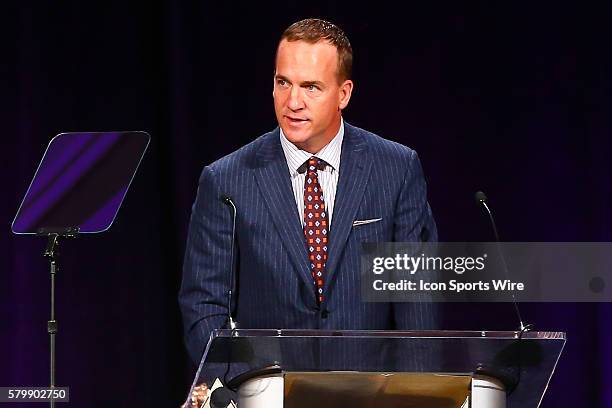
274,39 -> 353,153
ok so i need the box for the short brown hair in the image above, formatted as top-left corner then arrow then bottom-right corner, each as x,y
279,18 -> 352,83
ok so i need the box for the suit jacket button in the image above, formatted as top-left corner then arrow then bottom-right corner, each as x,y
321,310 -> 329,319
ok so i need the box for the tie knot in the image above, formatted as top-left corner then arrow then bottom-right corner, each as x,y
299,157 -> 327,173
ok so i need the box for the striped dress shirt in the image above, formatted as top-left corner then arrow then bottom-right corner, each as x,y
279,118 -> 344,228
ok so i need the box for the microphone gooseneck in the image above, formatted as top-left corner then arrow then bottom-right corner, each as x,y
474,191 -> 532,332
222,196 -> 238,331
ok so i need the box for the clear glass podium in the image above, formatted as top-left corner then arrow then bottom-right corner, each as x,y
188,329 -> 565,408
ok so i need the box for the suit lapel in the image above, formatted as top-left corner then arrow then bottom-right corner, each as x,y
253,129 -> 316,299
323,123 -> 372,298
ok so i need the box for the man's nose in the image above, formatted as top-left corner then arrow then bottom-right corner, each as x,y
288,87 -> 304,111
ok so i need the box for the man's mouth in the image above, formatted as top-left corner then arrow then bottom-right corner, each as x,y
286,115 -> 309,124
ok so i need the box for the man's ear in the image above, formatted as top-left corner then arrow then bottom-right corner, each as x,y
339,79 -> 354,110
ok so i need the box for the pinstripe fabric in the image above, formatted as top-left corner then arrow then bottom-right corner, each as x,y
179,122 -> 439,365
279,118 -> 343,227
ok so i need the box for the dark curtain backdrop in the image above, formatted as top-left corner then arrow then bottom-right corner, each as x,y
1,2 -> 611,407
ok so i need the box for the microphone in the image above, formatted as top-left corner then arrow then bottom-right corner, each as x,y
222,196 -> 238,330
474,191 -> 501,242
474,191 -> 532,332
210,387 -> 237,408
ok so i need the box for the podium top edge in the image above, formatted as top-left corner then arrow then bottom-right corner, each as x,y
211,329 -> 566,341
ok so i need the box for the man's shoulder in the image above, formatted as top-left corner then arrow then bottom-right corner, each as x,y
206,128 -> 278,174
345,122 -> 417,161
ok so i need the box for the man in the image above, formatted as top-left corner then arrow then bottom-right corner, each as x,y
180,18 -> 438,385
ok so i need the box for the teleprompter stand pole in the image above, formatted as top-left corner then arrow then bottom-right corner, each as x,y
39,227 -> 78,408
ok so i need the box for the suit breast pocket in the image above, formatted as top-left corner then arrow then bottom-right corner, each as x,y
350,217 -> 392,242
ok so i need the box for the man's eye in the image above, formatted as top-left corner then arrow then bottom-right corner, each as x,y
307,85 -> 319,92
277,79 -> 288,87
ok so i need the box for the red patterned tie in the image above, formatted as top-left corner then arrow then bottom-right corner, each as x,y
303,157 -> 329,304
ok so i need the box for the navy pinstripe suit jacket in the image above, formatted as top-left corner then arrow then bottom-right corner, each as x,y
180,122 -> 439,364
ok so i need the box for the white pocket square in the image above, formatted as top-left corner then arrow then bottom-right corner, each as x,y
352,218 -> 382,227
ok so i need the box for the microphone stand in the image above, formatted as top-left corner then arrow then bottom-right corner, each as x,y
474,192 -> 534,395
38,227 -> 78,408
221,196 -> 239,407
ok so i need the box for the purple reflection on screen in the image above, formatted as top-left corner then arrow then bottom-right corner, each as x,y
79,187 -> 128,232
12,131 -> 149,234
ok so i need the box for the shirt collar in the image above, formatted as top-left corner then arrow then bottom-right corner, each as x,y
280,117 -> 344,176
